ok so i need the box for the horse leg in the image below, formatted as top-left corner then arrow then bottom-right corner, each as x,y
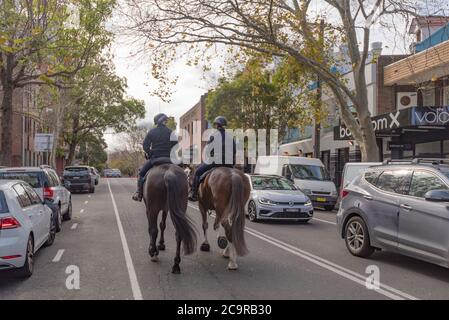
148,209 -> 160,262
222,221 -> 238,270
199,202 -> 210,252
158,211 -> 168,251
172,231 -> 181,274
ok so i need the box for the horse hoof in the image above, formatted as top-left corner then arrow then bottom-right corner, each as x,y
172,265 -> 181,274
223,248 -> 230,259
200,243 -> 210,252
227,263 -> 238,270
150,256 -> 159,262
217,236 -> 228,249
157,244 -> 166,251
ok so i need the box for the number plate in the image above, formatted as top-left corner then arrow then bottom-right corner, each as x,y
73,177 -> 80,179
316,197 -> 327,202
285,208 -> 300,213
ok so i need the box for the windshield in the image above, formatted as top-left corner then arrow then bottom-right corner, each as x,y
290,164 -> 331,181
251,176 -> 297,191
0,172 -> 42,188
0,191 -> 8,214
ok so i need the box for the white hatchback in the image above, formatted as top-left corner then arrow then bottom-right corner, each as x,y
0,180 -> 55,277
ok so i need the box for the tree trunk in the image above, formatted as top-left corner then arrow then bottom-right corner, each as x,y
0,84 -> 14,166
67,138 -> 77,166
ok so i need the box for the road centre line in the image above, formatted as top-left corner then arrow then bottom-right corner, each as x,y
187,203 -> 418,300
107,179 -> 143,300
71,223 -> 78,230
80,209 -> 84,214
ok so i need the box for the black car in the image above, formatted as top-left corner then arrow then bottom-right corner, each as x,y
62,166 -> 96,193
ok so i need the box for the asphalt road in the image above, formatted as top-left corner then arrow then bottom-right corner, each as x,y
1,178 -> 449,300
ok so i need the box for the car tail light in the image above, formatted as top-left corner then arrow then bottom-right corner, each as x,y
43,187 -> 54,199
341,189 -> 349,199
0,217 -> 21,229
0,255 -> 21,260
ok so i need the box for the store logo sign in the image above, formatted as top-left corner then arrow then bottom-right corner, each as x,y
414,108 -> 449,125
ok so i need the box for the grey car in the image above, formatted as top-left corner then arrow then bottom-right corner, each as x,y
337,159 -> 449,268
246,174 -> 314,223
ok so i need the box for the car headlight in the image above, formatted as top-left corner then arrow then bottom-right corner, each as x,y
302,189 -> 312,195
305,200 -> 313,207
259,198 -> 277,206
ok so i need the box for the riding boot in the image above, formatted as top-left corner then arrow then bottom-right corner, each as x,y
188,176 -> 199,202
132,176 -> 144,202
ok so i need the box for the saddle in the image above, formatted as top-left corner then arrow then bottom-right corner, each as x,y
199,168 -> 219,184
152,157 -> 173,166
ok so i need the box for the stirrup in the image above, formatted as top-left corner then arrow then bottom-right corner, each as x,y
132,192 -> 142,202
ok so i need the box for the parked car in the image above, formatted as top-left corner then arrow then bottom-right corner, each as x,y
62,166 -> 96,193
246,174 -> 314,223
337,159 -> 449,268
0,166 -> 72,232
90,167 -> 100,185
255,156 -> 338,210
340,162 -> 382,193
0,180 -> 55,277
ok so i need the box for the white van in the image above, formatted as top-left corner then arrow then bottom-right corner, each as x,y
255,156 -> 338,210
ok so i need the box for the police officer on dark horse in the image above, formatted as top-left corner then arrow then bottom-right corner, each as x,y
133,113 -> 177,202
133,113 -> 196,274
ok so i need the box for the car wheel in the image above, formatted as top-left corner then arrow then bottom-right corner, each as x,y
63,199 -> 72,221
45,213 -> 56,247
344,216 -> 375,258
324,205 -> 335,211
55,206 -> 62,232
17,236 -> 34,278
248,201 -> 258,222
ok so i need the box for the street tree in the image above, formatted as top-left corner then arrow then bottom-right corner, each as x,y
0,0 -> 115,165
63,59 -> 145,165
121,0 -> 431,161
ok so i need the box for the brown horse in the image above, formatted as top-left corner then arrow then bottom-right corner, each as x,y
197,167 -> 251,270
143,163 -> 197,274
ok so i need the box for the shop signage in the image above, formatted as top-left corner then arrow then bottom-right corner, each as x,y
334,106 -> 449,141
388,142 -> 414,151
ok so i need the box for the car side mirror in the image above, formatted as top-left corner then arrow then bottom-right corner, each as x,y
425,189 -> 449,202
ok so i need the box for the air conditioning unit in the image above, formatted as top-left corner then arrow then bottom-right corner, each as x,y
397,92 -> 418,110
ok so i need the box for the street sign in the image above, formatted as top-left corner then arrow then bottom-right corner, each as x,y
34,133 -> 54,152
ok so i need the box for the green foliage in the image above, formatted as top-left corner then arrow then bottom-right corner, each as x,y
166,117 -> 177,131
77,134 -> 108,169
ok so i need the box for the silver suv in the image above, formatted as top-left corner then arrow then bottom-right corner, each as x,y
0,166 -> 72,232
337,159 -> 449,268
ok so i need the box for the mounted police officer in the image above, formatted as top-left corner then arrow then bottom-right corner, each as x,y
132,113 -> 177,202
188,116 -> 236,202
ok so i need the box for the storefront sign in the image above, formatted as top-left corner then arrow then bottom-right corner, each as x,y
388,142 -> 414,151
334,106 -> 449,141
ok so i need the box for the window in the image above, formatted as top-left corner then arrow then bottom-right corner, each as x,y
290,164 -> 331,181
0,191 -> 9,214
364,170 -> 381,185
13,184 -> 32,208
251,176 -> 296,191
0,171 -> 42,188
48,170 -> 60,186
23,184 -> 42,205
409,171 -> 448,198
375,170 -> 412,194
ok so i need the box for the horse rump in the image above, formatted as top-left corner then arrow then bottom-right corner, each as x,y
164,167 -> 197,255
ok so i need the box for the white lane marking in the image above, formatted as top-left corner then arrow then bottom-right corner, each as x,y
107,179 -> 143,300
71,223 -> 78,230
88,195 -> 91,198
313,217 -> 336,225
84,201 -> 89,204
80,209 -> 84,214
52,249 -> 65,263
187,203 -> 418,301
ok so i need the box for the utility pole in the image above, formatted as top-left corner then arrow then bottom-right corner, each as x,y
313,19 -> 325,159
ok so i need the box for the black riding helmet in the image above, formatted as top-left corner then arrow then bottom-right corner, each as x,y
154,113 -> 169,125
213,116 -> 228,128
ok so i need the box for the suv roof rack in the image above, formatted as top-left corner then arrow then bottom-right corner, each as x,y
382,158 -> 449,166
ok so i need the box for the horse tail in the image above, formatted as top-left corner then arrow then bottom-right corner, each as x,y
164,168 -> 197,255
228,172 -> 249,256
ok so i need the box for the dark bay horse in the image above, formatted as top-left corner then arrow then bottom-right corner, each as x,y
143,164 -> 197,274
197,167 -> 251,270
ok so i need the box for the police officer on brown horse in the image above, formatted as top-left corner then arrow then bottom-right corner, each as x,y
132,113 -> 177,202
188,116 -> 236,201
